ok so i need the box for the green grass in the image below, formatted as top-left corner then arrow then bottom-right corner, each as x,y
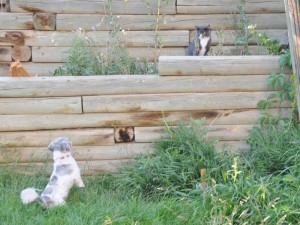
1,119 -> 300,224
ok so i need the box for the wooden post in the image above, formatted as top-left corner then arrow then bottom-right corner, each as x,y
200,168 -> 208,191
114,127 -> 135,143
33,13 -> 56,31
12,46 -> 31,62
284,0 -> 300,119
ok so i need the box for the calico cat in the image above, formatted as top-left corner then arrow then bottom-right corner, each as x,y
186,25 -> 211,56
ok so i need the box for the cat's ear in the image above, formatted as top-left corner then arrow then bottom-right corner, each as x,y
206,25 -> 210,30
195,25 -> 200,29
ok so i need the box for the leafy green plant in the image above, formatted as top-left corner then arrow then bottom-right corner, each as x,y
247,121 -> 300,175
112,119 -> 235,198
255,32 -> 282,55
233,0 -> 256,55
54,0 -> 158,76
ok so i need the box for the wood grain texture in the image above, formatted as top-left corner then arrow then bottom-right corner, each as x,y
135,125 -> 254,142
0,143 -> 153,163
10,0 -> 176,15
0,47 -> 11,61
33,13 -> 56,30
0,128 -> 115,147
0,75 -> 275,97
0,109 -> 290,131
82,92 -> 290,113
56,14 -> 287,31
190,29 -> 288,46
2,160 -> 133,175
177,0 -> 285,14
0,97 -> 82,114
0,62 -> 60,76
0,13 -> 33,30
23,30 -> 188,47
158,56 -> 285,75
11,46 -> 31,61
32,46 -> 186,62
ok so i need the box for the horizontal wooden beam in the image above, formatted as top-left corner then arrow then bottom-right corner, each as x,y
0,75 -> 275,97
0,128 -> 115,148
56,14 -> 287,31
191,29 -> 288,46
0,109 -> 290,131
177,0 -> 285,14
0,13 -> 33,30
158,56 -> 286,75
135,125 -> 254,142
31,46 -> 186,62
0,62 -> 60,76
82,92 -> 290,113
0,96 -> 82,114
0,29 -> 287,47
0,143 -> 153,163
0,47 -> 11,61
10,0 -> 176,15
2,159 -> 133,175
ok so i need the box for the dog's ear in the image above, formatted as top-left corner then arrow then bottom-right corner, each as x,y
48,141 -> 55,152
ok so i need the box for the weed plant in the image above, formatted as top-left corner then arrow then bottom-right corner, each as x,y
54,0 -> 158,76
233,0 -> 284,55
113,119 -> 236,198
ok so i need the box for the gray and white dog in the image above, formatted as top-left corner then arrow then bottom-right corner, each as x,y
20,137 -> 85,208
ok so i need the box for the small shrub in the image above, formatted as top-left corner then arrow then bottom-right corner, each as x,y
113,119 -> 235,198
247,121 -> 300,175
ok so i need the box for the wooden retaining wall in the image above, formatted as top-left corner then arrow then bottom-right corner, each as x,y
0,56 -> 291,175
0,0 -> 288,76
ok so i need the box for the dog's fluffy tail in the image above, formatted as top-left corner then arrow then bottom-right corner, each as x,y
20,188 -> 40,204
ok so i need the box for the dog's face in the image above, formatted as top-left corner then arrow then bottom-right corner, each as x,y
48,137 -> 72,153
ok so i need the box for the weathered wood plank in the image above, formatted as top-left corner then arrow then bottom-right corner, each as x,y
0,109 -> 290,131
31,46 -> 270,63
191,29 -> 288,46
83,92 -> 290,113
0,75 -> 273,97
56,14 -> 287,31
158,56 -> 286,75
0,30 -> 187,47
10,0 -> 176,15
209,45 -> 269,56
0,62 -> 60,76
24,30 -> 188,47
177,0 -> 285,14
1,160 -> 133,175
0,30 -> 28,46
0,47 -> 11,61
0,13 -> 33,30
0,29 -> 287,47
32,46 -> 186,62
1,0 -> 8,12
11,46 -> 31,61
33,13 -> 56,30
0,97 -> 82,114
0,128 -> 115,147
0,143 -> 153,163
135,125 -> 253,142
284,0 -> 300,120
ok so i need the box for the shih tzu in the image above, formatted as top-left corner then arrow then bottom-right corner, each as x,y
20,137 -> 85,208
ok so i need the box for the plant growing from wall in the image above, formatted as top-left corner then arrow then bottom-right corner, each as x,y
54,0 -> 158,76
233,0 -> 283,56
233,0 -> 255,55
247,49 -> 300,176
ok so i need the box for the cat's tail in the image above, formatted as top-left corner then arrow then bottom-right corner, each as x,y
20,188 -> 40,204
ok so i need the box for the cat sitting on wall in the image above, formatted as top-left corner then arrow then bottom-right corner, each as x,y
186,25 -> 212,56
